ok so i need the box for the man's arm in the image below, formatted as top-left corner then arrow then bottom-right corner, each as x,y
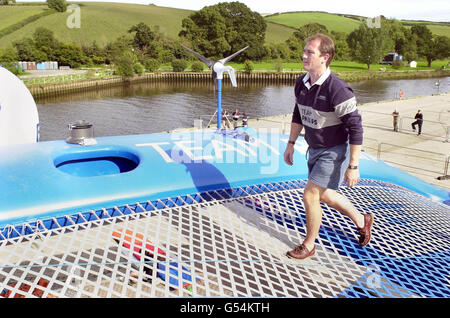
284,122 -> 303,166
344,144 -> 361,188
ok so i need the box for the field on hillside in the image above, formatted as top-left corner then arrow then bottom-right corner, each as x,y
0,4 -> 47,28
265,11 -> 363,33
267,12 -> 450,38
0,2 -> 191,48
426,24 -> 450,37
400,21 -> 450,37
0,2 -> 296,47
264,21 -> 295,43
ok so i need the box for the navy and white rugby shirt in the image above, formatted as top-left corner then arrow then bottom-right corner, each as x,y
292,68 -> 363,149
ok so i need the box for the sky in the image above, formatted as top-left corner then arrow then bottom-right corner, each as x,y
19,0 -> 450,22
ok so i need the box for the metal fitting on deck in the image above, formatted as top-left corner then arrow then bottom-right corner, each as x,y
66,120 -> 97,146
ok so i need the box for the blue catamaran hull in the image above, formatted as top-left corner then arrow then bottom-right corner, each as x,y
1,129 -> 448,228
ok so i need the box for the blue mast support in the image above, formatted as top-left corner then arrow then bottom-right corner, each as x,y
217,79 -> 222,130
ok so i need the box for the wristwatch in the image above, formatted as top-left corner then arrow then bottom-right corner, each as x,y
288,140 -> 296,145
348,165 -> 358,170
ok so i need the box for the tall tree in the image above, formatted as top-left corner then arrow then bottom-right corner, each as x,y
285,23 -> 328,61
0,47 -> 19,74
1,0 -> 17,5
399,29 -> 418,63
128,22 -> 166,62
382,19 -> 422,63
383,20 -> 406,53
13,37 -> 47,63
32,27 -> 58,60
53,42 -> 87,68
411,24 -> 433,65
347,23 -> 391,70
292,23 -> 328,42
179,2 -> 267,61
410,25 -> 448,67
432,35 -> 450,63
47,0 -> 67,12
128,22 -> 157,52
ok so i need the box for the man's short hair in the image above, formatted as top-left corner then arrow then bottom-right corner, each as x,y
306,33 -> 335,67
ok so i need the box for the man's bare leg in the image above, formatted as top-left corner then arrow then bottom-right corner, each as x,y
302,181 -> 366,250
301,180 -> 325,251
320,188 -> 365,229
287,180 -> 373,259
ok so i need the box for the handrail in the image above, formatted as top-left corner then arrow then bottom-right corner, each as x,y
376,142 -> 449,177
197,114 -> 449,179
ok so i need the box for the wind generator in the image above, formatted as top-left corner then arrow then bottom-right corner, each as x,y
181,44 -> 248,130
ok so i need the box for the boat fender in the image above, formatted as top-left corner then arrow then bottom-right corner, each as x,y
0,67 -> 39,146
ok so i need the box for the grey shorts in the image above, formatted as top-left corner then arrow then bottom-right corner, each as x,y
307,143 -> 350,190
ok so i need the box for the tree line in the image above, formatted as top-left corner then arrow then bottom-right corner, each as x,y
0,1 -> 448,76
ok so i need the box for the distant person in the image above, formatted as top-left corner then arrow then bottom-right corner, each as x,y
242,113 -> 248,127
232,109 -> 239,129
399,89 -> 404,99
222,110 -> 231,129
283,33 -> 373,260
411,110 -> 423,135
392,109 -> 399,132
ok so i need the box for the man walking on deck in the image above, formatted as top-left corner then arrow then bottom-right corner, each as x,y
411,110 -> 423,135
283,34 -> 374,260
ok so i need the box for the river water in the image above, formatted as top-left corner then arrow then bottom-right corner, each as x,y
36,76 -> 449,141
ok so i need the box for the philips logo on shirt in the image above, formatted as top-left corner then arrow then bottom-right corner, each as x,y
317,95 -> 327,101
297,103 -> 343,129
300,108 -> 318,126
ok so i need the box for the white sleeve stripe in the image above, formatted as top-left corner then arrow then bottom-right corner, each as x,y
334,97 -> 357,118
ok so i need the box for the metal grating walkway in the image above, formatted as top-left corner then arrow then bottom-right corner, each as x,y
0,179 -> 449,298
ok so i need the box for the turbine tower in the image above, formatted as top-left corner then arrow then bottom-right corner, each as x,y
181,44 -> 248,130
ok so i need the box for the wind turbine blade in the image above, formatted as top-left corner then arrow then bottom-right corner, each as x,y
212,69 -> 218,90
218,46 -> 249,65
226,67 -> 237,87
181,44 -> 215,68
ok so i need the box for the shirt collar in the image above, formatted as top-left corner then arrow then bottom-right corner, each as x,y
303,67 -> 331,89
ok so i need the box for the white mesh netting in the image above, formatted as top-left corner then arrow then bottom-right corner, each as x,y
0,179 -> 449,298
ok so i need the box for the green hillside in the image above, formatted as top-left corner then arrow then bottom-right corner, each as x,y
0,2 -> 297,48
0,2 -> 191,48
266,11 -> 450,38
264,21 -> 296,43
400,20 -> 450,37
0,2 -> 448,50
0,4 -> 47,27
425,24 -> 450,37
265,11 -> 363,34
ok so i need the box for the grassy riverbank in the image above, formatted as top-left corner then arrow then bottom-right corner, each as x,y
21,59 -> 449,89
220,60 -> 449,72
